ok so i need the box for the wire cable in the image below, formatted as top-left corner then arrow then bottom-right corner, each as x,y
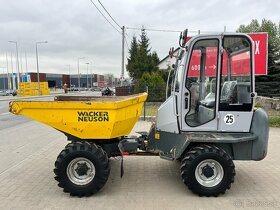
89,0 -> 121,34
126,27 -> 211,34
125,33 -> 132,41
126,27 -> 182,33
97,0 -> 122,29
124,36 -> 130,49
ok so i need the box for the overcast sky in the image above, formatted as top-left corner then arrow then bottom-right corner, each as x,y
0,0 -> 279,78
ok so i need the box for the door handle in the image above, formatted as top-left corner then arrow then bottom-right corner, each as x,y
185,92 -> 189,109
185,97 -> 188,109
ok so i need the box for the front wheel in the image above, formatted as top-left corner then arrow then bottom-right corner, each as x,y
180,144 -> 235,196
54,142 -> 110,196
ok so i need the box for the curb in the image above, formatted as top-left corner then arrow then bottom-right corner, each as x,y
139,116 -> 156,122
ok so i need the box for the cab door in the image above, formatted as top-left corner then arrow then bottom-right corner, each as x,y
218,35 -> 254,132
181,36 -> 222,131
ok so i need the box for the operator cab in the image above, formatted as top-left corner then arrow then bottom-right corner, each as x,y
157,30 -> 255,133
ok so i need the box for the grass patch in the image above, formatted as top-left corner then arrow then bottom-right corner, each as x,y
141,103 -> 160,116
269,117 -> 280,127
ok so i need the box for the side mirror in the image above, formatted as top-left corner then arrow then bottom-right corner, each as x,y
182,29 -> 188,42
179,29 -> 188,47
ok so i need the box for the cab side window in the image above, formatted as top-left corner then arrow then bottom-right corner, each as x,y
219,36 -> 253,111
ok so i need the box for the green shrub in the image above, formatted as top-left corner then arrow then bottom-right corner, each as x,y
134,71 -> 166,102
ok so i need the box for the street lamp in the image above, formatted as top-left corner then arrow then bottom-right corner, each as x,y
0,67 -> 7,90
68,65 -> 71,88
8,41 -> 20,88
35,41 -> 48,95
90,62 -> 93,89
85,62 -> 89,89
77,57 -> 85,90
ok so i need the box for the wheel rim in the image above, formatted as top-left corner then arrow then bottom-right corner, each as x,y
195,159 -> 224,187
67,157 -> 95,185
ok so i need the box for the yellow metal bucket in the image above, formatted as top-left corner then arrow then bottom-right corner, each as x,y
9,93 -> 147,139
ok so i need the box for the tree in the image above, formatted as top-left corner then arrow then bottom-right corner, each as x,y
134,71 -> 166,102
126,28 -> 160,80
127,36 -> 138,79
148,51 -> 160,72
237,19 -> 280,76
138,28 -> 151,56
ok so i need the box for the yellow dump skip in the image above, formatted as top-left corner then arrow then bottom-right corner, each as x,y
9,93 -> 147,139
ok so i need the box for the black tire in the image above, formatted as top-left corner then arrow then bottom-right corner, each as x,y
180,144 -> 235,197
54,142 -> 110,197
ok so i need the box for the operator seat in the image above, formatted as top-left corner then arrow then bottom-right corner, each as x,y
189,83 -> 199,111
220,81 -> 237,104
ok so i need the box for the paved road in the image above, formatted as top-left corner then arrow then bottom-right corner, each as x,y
0,118 -> 279,209
0,95 -> 279,210
0,96 -> 53,130
0,91 -> 101,130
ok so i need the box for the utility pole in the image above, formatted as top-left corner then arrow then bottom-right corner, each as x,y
121,26 -> 125,86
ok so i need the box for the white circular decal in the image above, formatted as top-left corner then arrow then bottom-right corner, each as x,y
224,114 -> 235,125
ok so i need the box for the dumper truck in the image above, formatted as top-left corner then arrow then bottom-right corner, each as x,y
9,30 -> 269,197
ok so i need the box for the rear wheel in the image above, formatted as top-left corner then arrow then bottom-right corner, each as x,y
54,142 -> 110,196
180,144 -> 235,196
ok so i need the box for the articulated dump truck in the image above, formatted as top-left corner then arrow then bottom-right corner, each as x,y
9,30 -> 269,197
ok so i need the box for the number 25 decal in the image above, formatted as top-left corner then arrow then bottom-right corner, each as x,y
224,114 -> 235,125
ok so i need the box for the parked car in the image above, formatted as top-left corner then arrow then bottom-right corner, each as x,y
69,85 -> 78,91
0,90 -> 8,96
94,87 -> 102,91
6,89 -> 17,96
0,90 -> 15,96
101,87 -> 114,96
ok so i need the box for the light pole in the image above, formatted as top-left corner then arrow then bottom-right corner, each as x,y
8,41 -> 20,88
5,52 -> 10,90
0,67 -> 7,90
35,41 -> 48,96
121,26 -> 125,87
90,63 -> 93,89
68,65 -> 71,88
25,52 -> 28,74
77,57 -> 85,90
85,62 -> 89,89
